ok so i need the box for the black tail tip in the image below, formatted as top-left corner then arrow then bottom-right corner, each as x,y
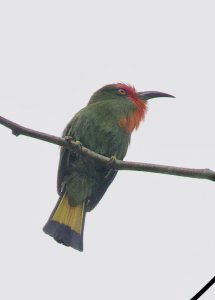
43,220 -> 83,251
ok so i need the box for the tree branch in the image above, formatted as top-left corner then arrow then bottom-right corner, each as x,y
0,115 -> 215,182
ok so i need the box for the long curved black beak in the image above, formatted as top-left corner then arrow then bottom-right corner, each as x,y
137,91 -> 175,101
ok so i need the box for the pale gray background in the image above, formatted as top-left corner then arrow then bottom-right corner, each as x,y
0,1 -> 215,299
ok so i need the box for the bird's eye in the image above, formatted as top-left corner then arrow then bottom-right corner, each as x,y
117,88 -> 127,96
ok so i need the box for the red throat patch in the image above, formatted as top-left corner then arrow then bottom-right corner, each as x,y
117,83 -> 147,133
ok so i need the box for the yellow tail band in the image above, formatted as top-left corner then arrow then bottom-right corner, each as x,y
52,193 -> 85,235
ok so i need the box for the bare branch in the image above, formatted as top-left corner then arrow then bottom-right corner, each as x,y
1,115 -> 215,182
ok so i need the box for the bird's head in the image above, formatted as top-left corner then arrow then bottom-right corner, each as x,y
88,83 -> 174,133
88,83 -> 174,105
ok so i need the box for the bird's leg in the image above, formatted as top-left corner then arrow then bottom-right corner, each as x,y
107,155 -> 117,166
105,155 -> 117,178
73,140 -> 83,149
64,136 -> 82,148
64,136 -> 83,155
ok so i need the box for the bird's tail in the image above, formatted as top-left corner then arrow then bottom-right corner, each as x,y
43,193 -> 86,251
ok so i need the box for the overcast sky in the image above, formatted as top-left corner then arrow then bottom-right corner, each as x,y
0,1 -> 215,299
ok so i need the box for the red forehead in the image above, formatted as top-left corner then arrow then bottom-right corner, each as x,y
116,83 -> 137,98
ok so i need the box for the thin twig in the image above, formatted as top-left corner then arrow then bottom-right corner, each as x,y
190,276 -> 215,300
0,115 -> 215,182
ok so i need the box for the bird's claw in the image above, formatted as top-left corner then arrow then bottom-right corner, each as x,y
65,136 -> 82,148
107,155 -> 117,165
64,137 -> 82,155
105,156 -> 117,179
74,140 -> 83,149
72,140 -> 83,157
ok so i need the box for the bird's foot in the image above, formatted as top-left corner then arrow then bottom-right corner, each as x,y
64,136 -> 82,148
74,140 -> 83,149
64,137 -> 83,155
107,155 -> 117,166
105,156 -> 117,178
72,140 -> 83,157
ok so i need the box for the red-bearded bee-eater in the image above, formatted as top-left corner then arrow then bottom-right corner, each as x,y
43,83 -> 174,251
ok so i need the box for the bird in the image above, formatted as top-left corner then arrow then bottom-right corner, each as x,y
43,83 -> 174,251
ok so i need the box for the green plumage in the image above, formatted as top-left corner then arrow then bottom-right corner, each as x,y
43,83 -> 174,250
43,84 -> 137,250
